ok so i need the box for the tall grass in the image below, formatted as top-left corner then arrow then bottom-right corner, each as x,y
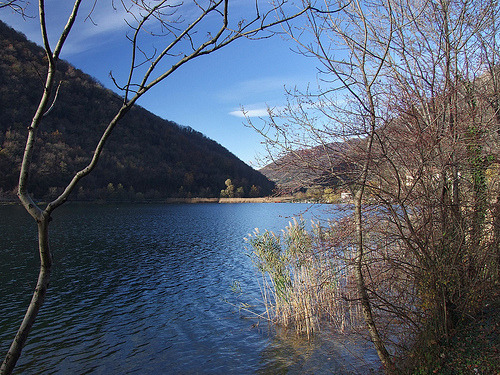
245,218 -> 362,338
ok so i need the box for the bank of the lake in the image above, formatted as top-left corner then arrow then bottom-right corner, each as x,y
0,196 -> 298,206
164,196 -> 295,204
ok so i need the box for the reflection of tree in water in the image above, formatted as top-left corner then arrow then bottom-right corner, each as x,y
257,326 -> 380,374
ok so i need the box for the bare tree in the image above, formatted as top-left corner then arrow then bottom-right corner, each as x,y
0,0 -> 23,10
374,0 -> 500,345
476,1 -> 500,275
250,0 -> 500,371
0,1 -> 312,373
249,0 -> 397,371
0,0 -> 28,17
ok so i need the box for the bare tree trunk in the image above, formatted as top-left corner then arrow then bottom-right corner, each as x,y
353,188 -> 394,373
0,215 -> 52,375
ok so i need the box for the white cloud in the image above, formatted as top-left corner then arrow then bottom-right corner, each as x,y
80,8 -> 130,37
229,107 -> 269,118
229,103 -> 284,118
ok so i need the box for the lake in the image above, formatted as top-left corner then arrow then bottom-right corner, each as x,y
0,203 -> 379,374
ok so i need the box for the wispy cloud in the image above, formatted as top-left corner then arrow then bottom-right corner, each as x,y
229,107 -> 268,118
224,74 -> 315,118
219,76 -> 292,103
60,3 -> 133,56
0,1 -> 132,55
222,73 -> 314,119
229,103 -> 284,118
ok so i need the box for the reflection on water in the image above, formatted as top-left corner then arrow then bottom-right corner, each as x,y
259,327 -> 380,374
0,203 -> 380,374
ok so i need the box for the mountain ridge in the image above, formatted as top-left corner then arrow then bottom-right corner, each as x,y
0,20 -> 274,201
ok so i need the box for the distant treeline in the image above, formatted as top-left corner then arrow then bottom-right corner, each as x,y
0,20 -> 274,201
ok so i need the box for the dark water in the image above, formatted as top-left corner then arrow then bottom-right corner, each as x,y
0,203 -> 379,374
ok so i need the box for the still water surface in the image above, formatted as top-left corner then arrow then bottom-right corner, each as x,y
0,203 -> 379,374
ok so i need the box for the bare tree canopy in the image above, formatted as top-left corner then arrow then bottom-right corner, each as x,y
0,0 -> 28,17
249,0 -> 500,372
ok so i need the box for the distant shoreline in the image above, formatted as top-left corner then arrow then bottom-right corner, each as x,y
0,196 -> 297,205
167,197 -> 295,204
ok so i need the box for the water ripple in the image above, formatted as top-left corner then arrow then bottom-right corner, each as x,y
1,203 -> 380,374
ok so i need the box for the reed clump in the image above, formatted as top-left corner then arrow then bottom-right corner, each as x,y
246,217 -> 362,338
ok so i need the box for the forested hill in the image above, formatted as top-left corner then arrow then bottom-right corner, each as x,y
0,21 -> 274,201
259,142 -> 352,194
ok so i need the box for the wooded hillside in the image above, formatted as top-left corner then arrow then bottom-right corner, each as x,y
0,20 -> 274,201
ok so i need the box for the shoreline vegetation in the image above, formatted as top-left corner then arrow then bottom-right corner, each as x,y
245,218 -> 500,374
245,218 -> 364,339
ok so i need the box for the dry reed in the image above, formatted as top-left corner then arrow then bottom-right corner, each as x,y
246,218 -> 363,338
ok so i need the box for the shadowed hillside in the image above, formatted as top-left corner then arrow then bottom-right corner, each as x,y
0,20 -> 274,201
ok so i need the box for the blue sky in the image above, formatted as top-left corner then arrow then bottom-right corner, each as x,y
0,1 -> 319,167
